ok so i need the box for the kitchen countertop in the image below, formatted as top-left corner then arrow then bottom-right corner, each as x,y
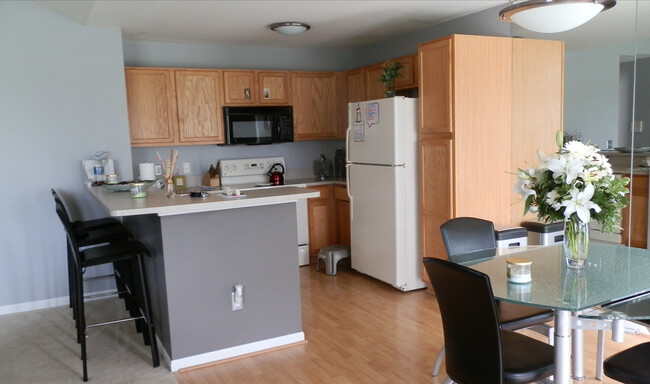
87,185 -> 320,217
288,177 -> 346,187
612,167 -> 650,175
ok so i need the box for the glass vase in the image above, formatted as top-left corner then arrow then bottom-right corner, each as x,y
564,217 -> 589,269
166,178 -> 175,198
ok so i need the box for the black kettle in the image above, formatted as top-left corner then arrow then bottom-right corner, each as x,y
267,163 -> 285,186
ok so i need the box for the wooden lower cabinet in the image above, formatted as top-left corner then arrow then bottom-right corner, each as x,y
621,174 -> 648,248
307,184 -> 351,264
308,186 -> 335,264
334,185 -> 351,246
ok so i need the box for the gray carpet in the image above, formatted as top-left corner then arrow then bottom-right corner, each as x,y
0,298 -> 177,384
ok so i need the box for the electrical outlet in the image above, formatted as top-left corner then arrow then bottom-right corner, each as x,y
183,162 -> 191,174
231,284 -> 243,311
154,164 -> 163,176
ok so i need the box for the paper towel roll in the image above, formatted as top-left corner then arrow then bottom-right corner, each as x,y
139,163 -> 156,181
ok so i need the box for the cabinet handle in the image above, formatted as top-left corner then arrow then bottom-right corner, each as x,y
244,88 -> 251,99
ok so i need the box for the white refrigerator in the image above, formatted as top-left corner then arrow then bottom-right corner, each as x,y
345,97 -> 426,291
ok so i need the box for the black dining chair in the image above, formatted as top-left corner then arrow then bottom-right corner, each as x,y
603,341 -> 650,383
584,291 -> 650,380
432,217 -> 555,377
424,257 -> 555,384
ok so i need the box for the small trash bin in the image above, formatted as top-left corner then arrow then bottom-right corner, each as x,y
521,221 -> 564,246
494,226 -> 528,248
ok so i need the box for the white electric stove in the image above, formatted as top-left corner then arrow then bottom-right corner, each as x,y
218,157 -> 310,266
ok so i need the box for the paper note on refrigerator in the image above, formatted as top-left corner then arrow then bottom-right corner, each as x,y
353,122 -> 365,142
366,103 -> 379,127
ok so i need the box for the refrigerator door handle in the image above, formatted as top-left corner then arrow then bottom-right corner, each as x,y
346,163 -> 353,221
345,124 -> 351,163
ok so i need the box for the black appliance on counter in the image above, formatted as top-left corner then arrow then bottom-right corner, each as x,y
334,148 -> 346,180
223,106 -> 293,145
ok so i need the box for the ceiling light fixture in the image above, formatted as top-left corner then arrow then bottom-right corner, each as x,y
499,0 -> 616,34
269,22 -> 311,36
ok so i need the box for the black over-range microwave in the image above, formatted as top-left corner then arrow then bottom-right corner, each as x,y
223,106 -> 293,145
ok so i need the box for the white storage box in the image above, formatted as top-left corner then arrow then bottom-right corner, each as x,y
521,221 -> 564,246
494,226 -> 528,248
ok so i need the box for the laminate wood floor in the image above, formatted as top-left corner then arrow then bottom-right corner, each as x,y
175,264 -> 649,383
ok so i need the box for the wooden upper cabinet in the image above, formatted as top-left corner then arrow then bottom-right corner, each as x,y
361,54 -> 418,102
419,38 -> 453,136
364,64 -> 385,101
347,68 -> 365,103
258,71 -> 290,104
175,70 -> 224,144
291,72 -> 338,140
336,72 -> 349,139
391,54 -> 417,90
125,68 -> 178,146
223,70 -> 256,104
223,70 -> 290,105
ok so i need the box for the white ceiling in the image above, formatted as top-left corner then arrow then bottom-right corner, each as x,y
34,0 -> 647,51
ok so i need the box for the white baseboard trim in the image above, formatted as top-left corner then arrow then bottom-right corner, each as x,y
169,332 -> 306,372
0,290 -> 119,316
0,296 -> 69,316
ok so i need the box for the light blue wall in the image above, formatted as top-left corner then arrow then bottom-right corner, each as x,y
0,1 -> 569,312
124,41 -> 353,71
564,41 -> 638,149
125,5 -> 510,185
352,6 -> 510,67
0,1 -> 132,312
563,38 -> 650,149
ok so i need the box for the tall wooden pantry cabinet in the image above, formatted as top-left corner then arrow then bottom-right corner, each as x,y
418,35 -> 564,285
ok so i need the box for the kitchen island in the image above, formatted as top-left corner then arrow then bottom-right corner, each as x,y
87,185 -> 319,371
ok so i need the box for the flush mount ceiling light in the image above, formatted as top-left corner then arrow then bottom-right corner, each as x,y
269,22 -> 311,36
499,0 -> 616,33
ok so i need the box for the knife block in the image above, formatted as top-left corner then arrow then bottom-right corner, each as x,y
203,173 -> 220,188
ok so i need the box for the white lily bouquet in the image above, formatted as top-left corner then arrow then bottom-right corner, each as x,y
516,132 -> 629,267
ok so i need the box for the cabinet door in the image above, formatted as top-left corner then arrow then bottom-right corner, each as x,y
347,68 -> 366,103
175,70 -> 225,144
125,68 -> 178,146
391,54 -> 417,90
307,186 -> 334,262
258,71 -> 290,104
336,72 -> 349,139
334,185 -> 350,246
223,70 -> 256,104
291,72 -> 338,140
418,38 -> 452,136
364,64 -> 385,101
419,139 -> 453,284
622,174 -> 648,248
511,39 -> 565,224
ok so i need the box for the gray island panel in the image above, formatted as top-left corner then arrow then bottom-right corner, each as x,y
159,203 -> 301,359
89,186 -> 315,370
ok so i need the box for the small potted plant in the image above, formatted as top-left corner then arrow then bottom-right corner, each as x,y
379,61 -> 403,98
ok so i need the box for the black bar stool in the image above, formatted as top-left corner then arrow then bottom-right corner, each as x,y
54,197 -> 159,381
51,189 -> 132,312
